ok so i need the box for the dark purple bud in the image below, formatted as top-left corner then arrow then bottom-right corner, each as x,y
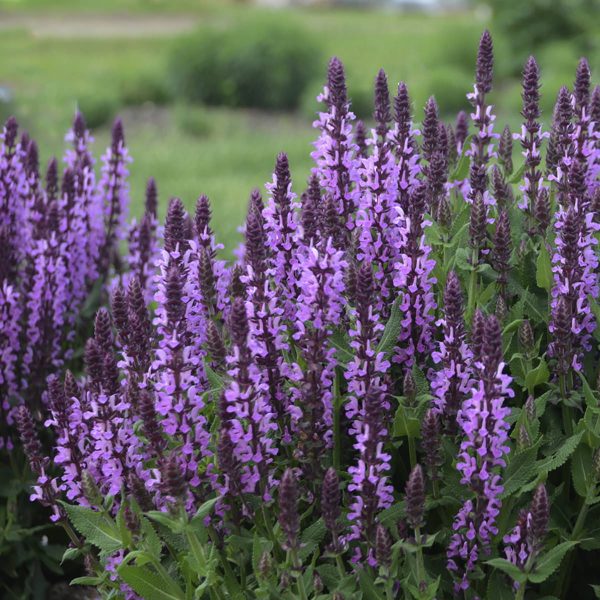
375,524 -> 391,569
128,473 -> 154,512
94,308 -> 113,355
64,370 -> 80,400
15,405 -> 44,474
552,295 -> 573,376
45,158 -> 59,203
324,194 -> 344,248
85,338 -> 104,386
492,166 -> 512,208
355,119 -> 368,157
313,573 -> 324,594
4,116 -> 18,149
471,309 -> 486,363
164,197 -> 187,254
273,152 -> 292,211
26,140 -> 39,179
278,468 -> 300,550
437,196 -> 452,229
534,188 -> 551,234
567,158 -> 586,206
321,467 -> 341,539
301,175 -> 320,243
161,453 -> 186,500
517,424 -> 531,449
124,502 -> 140,535
165,264 -> 185,327
493,209 -> 512,291
195,194 -> 212,241
229,297 -> 249,348
145,177 -> 158,217
421,408 -> 442,480
73,111 -> 86,140
483,314 -> 503,376
591,85 -> 600,126
111,287 -> 129,344
422,96 -> 439,162
476,30 -> 494,95
469,192 -> 487,250
519,320 -> 534,353
522,57 -> 541,123
198,247 -> 217,315
206,320 -> 226,367
405,464 -> 425,529
455,110 -> 469,149
403,370 -> 416,403
529,484 -> 549,543
139,390 -> 164,454
81,470 -> 102,506
103,352 -> 120,396
355,263 -> 374,312
111,118 -> 125,153
498,126 -> 513,175
327,56 -> 347,111
394,81 -> 412,141
447,124 -> 458,166
229,264 -> 246,299
525,395 -> 536,422
20,130 -> 30,150
374,68 -> 391,139
574,57 -> 591,114
245,206 -> 267,274
47,374 -> 69,430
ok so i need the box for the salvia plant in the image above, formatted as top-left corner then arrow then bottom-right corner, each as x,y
8,30 -> 600,600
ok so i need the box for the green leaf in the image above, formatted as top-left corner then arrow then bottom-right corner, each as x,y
501,440 -> 542,499
538,431 -> 584,473
357,569 -> 384,600
299,518 -> 327,560
393,403 -> 421,438
528,541 -> 579,584
535,243 -> 552,291
252,533 -> 273,575
60,503 -> 122,553
191,497 -> 218,524
204,361 -> 224,391
486,571 -> 514,600
146,511 -> 185,534
330,330 -> 354,364
376,298 -> 402,357
118,565 -> 185,600
571,444 -> 595,500
591,584 -> 600,598
508,161 -> 526,184
449,135 -> 472,181
71,576 -> 104,586
485,558 -> 527,583
525,358 -> 550,393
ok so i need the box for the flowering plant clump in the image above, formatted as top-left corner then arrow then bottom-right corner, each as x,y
10,31 -> 600,599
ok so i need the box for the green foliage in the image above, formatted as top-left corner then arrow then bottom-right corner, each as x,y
169,21 -> 321,111
77,92 -> 118,129
120,73 -> 172,107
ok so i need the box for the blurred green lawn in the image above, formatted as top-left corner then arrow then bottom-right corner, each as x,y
0,0 -> 598,252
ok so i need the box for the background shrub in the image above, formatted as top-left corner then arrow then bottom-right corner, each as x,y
77,92 -> 118,128
169,21 -> 321,111
120,73 -> 172,107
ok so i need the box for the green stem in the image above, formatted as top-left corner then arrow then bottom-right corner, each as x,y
557,499 -> 590,597
408,434 -> 417,471
514,582 -> 526,600
290,549 -> 308,600
414,527 -> 425,588
334,369 -> 342,471
466,248 -> 479,322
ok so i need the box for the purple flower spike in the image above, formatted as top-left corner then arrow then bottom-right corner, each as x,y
311,57 -> 359,235
447,314 -> 513,593
431,271 -> 472,430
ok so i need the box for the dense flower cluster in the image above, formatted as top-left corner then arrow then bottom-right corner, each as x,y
0,114 -> 136,450
11,29 -> 600,600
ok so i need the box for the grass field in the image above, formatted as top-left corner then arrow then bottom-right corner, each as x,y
0,0 -> 599,252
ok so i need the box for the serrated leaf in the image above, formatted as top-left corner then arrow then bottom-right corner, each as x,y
118,565 -> 185,600
376,298 -> 402,357
538,431 -> 583,473
60,503 -> 122,553
357,569 -> 384,600
299,518 -> 327,560
191,497 -> 218,524
528,541 -> 578,584
146,511 -> 184,533
535,243 -> 552,291
485,558 -> 527,583
252,533 -> 273,575
71,576 -> 103,586
571,444 -> 595,500
486,571 -> 514,600
508,161 -> 526,184
501,440 -> 542,499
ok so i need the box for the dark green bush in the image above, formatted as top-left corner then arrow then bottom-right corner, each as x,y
77,93 -> 118,129
120,73 -> 172,107
169,22 -> 321,111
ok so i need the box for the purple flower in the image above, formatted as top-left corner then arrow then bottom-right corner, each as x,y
311,57 -> 360,235
431,271 -> 472,430
447,315 -> 513,593
392,184 -> 437,369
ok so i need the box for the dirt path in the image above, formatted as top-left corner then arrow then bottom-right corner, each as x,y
0,12 -> 199,38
